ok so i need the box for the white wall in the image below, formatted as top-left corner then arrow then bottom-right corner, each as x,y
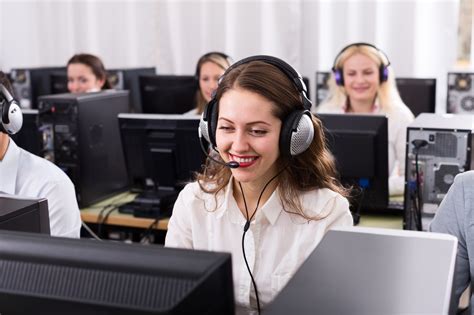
0,0 -> 463,113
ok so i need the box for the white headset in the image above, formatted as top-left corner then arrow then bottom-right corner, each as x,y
0,84 -> 23,135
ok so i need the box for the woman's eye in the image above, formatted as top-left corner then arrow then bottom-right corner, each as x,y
250,129 -> 267,136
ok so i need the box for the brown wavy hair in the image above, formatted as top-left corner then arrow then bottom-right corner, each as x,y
196,60 -> 349,219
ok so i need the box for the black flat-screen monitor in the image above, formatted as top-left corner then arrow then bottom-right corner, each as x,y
108,67 -> 156,113
0,230 -> 234,314
10,109 -> 42,157
317,113 -> 389,212
139,75 -> 197,114
396,78 -> 436,116
10,67 -> 67,109
50,72 -> 69,94
118,113 -> 206,217
0,194 -> 50,234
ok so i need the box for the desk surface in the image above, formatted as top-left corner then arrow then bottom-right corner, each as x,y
81,192 -> 404,231
80,192 -> 169,231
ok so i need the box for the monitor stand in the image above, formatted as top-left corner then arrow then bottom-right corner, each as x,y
119,189 -> 178,218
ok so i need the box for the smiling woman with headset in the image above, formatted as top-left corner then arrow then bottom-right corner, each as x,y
165,55 -> 353,314
317,43 -> 414,196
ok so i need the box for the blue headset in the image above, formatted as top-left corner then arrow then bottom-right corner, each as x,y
332,42 -> 391,86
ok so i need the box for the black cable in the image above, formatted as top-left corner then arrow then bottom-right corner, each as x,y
237,164 -> 288,314
140,217 -> 161,244
414,151 -> 423,231
98,206 -> 118,238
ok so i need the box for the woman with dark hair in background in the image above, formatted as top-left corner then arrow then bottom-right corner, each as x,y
67,53 -> 111,93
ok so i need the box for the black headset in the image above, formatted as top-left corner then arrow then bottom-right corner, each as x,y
199,55 -> 314,159
332,42 -> 391,86
195,52 -> 233,80
0,84 -> 23,135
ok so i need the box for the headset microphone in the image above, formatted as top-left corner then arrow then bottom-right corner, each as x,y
198,127 -> 240,169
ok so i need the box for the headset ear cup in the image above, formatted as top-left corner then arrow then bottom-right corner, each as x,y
200,98 -> 218,148
279,110 -> 314,158
1,100 -> 23,135
333,69 -> 344,86
380,65 -> 389,83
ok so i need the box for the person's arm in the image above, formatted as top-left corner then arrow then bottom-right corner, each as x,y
430,172 -> 472,307
164,185 -> 194,249
324,194 -> 353,230
40,178 -> 81,238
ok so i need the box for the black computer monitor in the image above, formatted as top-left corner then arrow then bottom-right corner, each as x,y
50,72 -> 69,94
118,113 -> 206,217
396,78 -> 436,116
10,109 -> 42,157
0,230 -> 234,314
108,68 -> 156,113
139,75 -> 197,114
0,194 -> 50,234
10,67 -> 67,109
317,113 -> 389,212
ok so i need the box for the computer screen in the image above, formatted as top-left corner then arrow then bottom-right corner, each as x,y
0,193 -> 50,234
10,109 -> 42,157
108,67 -> 156,113
317,113 -> 389,212
139,75 -> 197,114
118,113 -> 206,217
396,78 -> 436,116
0,230 -> 234,314
313,72 -> 436,116
50,72 -> 69,94
10,67 -> 67,109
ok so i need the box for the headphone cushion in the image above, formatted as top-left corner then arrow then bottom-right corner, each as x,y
279,110 -> 314,157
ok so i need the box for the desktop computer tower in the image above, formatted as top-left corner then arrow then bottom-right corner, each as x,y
447,72 -> 474,114
10,67 -> 67,109
107,67 -> 156,113
37,90 -> 130,207
404,113 -> 474,230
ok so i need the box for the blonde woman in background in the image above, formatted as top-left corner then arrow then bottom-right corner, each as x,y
317,42 -> 414,196
184,52 -> 232,115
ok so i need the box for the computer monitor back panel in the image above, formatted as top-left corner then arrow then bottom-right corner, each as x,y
317,113 -> 389,211
265,226 -> 457,315
447,72 -> 474,114
108,67 -> 156,113
10,67 -> 67,109
396,78 -> 436,116
0,195 -> 50,234
140,75 -> 197,114
0,230 -> 234,314
37,91 -> 130,207
119,113 -> 205,192
10,109 -> 42,157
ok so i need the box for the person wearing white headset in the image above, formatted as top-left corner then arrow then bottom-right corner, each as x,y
165,56 -> 352,314
0,71 -> 81,238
